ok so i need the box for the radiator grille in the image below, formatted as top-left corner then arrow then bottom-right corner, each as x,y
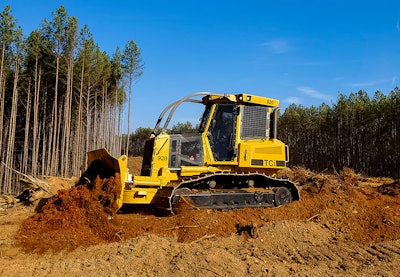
241,105 -> 269,139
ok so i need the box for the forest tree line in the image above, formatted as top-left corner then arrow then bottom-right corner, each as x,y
126,121 -> 197,157
0,5 -> 143,194
279,89 -> 400,179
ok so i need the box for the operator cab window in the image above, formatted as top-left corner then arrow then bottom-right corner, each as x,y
199,105 -> 212,133
208,104 -> 236,161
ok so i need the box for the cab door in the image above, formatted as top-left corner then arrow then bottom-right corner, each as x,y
208,103 -> 237,161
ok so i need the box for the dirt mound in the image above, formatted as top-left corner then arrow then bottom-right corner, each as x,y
15,163 -> 400,253
6,176 -> 78,210
377,180 -> 400,196
16,163 -> 122,253
3,159 -> 400,276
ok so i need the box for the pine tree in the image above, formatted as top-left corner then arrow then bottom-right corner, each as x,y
122,40 -> 143,156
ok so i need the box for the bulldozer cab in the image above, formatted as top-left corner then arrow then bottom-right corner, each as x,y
168,102 -> 237,169
141,92 -> 287,177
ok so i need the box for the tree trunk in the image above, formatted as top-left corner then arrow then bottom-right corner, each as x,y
50,55 -> 60,175
31,61 -> 41,176
61,55 -> 74,176
4,60 -> 20,193
125,73 -> 133,156
74,52 -> 85,175
22,80 -> 31,173
0,46 -> 6,189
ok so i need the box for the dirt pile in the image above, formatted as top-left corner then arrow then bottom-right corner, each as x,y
3,176 -> 77,209
377,180 -> 400,196
2,158 -> 400,276
16,162 -> 123,253
15,159 -> 400,254
133,176 -> 399,245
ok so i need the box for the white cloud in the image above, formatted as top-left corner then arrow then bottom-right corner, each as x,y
347,79 -> 389,87
283,97 -> 302,105
392,76 -> 397,85
260,39 -> 289,54
297,86 -> 332,101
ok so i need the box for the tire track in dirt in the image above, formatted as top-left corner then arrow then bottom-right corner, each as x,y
237,218 -> 400,275
264,237 -> 400,274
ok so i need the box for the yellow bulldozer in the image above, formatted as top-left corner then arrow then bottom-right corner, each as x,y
87,92 -> 299,212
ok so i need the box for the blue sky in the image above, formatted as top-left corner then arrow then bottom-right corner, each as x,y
2,0 -> 400,131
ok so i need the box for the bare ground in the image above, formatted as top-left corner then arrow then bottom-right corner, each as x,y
1,157 -> 399,276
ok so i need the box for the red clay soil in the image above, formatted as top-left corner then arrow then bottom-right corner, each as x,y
16,162 -> 123,253
16,157 -> 400,253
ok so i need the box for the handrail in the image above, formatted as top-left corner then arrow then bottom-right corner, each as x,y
153,91 -> 227,133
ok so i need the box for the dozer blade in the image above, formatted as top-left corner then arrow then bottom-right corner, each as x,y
86,148 -> 128,210
152,186 -> 176,210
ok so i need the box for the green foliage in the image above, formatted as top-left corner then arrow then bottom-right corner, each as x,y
128,127 -> 153,156
126,121 -> 198,156
122,40 -> 144,79
279,88 -> 400,178
169,121 -> 197,134
25,30 -> 42,65
0,5 -> 16,47
41,5 -> 68,55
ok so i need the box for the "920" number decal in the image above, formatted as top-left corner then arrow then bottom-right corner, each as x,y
157,156 -> 167,161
